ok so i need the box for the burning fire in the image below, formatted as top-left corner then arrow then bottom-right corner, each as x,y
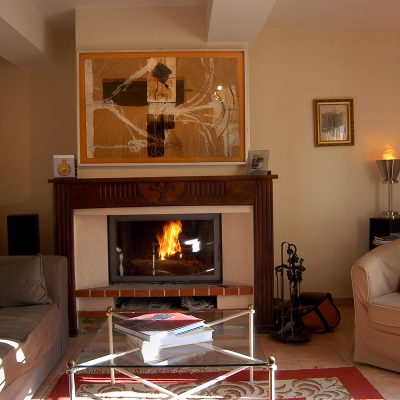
156,220 -> 183,260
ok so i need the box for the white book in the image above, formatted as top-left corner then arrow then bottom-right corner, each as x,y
127,325 -> 214,348
127,326 -> 214,362
142,344 -> 209,364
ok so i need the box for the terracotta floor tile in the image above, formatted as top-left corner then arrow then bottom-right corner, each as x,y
288,344 -> 340,359
357,364 -> 400,400
273,358 -> 302,370
297,357 -> 350,369
327,338 -> 354,360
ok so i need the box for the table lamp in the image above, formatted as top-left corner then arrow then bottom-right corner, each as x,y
376,147 -> 400,219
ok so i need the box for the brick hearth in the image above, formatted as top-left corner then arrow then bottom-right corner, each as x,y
76,283 -> 253,298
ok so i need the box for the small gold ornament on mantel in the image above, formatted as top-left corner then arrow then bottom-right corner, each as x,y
53,155 -> 75,178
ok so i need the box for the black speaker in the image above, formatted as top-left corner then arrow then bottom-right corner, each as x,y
7,214 -> 40,255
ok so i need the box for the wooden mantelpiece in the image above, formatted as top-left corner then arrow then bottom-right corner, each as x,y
50,173 -> 277,336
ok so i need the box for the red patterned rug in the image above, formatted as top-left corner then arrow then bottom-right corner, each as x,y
47,367 -> 383,399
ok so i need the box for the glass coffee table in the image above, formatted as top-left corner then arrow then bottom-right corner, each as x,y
67,305 -> 277,399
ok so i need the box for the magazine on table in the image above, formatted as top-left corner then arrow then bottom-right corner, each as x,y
114,311 -> 205,343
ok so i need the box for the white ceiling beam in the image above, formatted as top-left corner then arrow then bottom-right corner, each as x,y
207,0 -> 276,42
0,0 -> 57,67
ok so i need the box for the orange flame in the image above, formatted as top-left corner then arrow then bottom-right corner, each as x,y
156,220 -> 182,260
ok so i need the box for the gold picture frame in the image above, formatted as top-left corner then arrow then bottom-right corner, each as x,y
313,98 -> 354,146
78,50 -> 246,164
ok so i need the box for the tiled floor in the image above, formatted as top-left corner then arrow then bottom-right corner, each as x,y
34,304 -> 400,399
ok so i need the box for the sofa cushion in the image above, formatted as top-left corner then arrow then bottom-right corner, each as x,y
0,255 -> 52,307
368,292 -> 400,328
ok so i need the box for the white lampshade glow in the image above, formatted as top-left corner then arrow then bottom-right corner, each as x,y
382,146 -> 399,160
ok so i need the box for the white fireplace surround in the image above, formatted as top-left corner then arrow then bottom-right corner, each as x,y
74,205 -> 254,311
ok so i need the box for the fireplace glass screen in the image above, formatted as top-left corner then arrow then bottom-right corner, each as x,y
108,214 -> 222,283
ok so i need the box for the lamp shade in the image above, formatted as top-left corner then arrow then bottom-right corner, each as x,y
376,159 -> 400,183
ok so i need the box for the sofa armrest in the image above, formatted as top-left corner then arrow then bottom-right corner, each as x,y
42,256 -> 69,349
41,256 -> 67,305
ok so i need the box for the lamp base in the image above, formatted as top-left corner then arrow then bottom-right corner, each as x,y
381,211 -> 400,219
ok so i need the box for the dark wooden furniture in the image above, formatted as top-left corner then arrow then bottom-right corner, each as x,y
50,174 -> 278,336
369,217 -> 400,249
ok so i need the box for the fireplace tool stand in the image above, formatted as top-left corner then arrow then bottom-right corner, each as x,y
272,242 -> 311,343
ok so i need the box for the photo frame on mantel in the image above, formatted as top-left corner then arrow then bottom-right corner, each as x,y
246,150 -> 269,175
78,50 -> 246,165
313,98 -> 354,146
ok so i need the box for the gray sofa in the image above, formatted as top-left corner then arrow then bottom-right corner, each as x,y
0,255 -> 69,399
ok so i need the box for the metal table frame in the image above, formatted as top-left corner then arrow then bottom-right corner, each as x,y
67,305 -> 277,399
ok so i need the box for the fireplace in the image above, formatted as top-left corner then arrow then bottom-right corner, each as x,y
50,174 -> 277,335
108,214 -> 222,283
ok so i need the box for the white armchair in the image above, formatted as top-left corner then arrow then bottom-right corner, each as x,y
351,239 -> 400,371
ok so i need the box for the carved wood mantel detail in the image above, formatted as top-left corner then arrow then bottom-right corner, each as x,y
139,181 -> 186,204
50,174 -> 278,336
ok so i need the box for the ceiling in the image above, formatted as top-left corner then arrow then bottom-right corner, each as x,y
30,0 -> 207,35
2,0 -> 400,67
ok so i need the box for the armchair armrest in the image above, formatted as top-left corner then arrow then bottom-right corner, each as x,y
351,239 -> 400,304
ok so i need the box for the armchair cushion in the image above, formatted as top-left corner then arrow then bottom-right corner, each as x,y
368,292 -> 400,327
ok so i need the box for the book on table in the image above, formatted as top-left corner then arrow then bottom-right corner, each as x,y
127,324 -> 214,348
113,311 -> 206,344
127,326 -> 214,362
137,341 -> 209,363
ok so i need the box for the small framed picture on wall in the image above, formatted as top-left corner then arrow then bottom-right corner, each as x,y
247,150 -> 269,175
313,98 -> 354,146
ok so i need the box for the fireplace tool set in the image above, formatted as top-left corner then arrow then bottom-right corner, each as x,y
273,242 -> 311,342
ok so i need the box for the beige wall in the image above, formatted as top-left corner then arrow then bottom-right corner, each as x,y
1,6 -> 400,298
0,37 -> 76,254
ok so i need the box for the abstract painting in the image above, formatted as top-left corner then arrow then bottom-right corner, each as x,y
78,51 -> 246,164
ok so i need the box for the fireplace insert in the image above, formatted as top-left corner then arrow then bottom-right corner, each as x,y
108,214 -> 222,283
